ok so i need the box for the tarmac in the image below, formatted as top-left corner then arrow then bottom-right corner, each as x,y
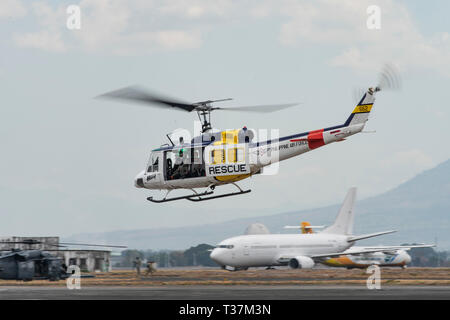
0,268 -> 448,300
0,285 -> 448,300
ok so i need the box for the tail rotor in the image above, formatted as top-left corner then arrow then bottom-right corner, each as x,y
376,63 -> 402,91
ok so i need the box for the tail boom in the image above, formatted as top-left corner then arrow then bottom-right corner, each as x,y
248,88 -> 377,168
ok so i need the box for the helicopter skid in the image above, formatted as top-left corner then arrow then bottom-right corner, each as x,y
147,190 -> 214,203
186,189 -> 251,202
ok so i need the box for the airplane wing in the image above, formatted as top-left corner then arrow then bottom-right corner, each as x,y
276,248 -> 388,262
357,244 -> 436,251
283,226 -> 325,229
347,230 -> 396,242
309,248 -> 400,259
278,244 -> 435,261
311,244 -> 435,259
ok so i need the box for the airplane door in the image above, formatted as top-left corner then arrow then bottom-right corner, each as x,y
17,261 -> 34,280
243,245 -> 250,256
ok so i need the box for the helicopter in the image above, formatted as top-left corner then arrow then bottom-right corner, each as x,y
0,239 -> 126,281
99,65 -> 400,203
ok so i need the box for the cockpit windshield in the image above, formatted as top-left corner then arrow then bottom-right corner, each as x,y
147,152 -> 159,172
217,245 -> 234,249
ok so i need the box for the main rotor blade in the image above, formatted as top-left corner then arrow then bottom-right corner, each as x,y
0,240 -> 126,249
97,86 -> 196,112
215,103 -> 299,113
59,242 -> 127,248
0,241 -> 66,248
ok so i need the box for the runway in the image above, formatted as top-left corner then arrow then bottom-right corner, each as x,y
0,285 -> 448,300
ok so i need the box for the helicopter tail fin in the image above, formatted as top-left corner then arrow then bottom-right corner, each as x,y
344,88 -> 378,127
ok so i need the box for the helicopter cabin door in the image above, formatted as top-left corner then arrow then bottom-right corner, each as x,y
17,260 -> 34,280
205,141 -> 249,178
144,151 -> 162,186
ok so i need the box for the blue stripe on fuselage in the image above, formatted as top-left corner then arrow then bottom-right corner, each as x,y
154,121 -> 352,151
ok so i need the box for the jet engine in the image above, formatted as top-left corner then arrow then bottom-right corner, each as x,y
288,256 -> 315,269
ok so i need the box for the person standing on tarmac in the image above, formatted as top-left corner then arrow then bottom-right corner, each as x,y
145,261 -> 156,276
134,256 -> 141,276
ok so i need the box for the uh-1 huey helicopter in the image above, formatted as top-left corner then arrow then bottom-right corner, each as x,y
99,65 -> 400,203
0,239 -> 126,281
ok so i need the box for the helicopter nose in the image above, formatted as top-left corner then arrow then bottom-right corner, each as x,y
134,171 -> 145,188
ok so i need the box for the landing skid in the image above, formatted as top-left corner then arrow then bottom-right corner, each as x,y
187,189 -> 251,202
147,190 -> 213,203
147,183 -> 251,203
187,183 -> 251,202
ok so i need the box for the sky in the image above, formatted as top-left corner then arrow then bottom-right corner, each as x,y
0,0 -> 449,237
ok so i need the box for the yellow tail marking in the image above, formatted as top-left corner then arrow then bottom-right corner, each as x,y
352,104 -> 373,114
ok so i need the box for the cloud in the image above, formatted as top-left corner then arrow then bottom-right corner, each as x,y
277,0 -> 450,76
12,2 -> 66,52
381,149 -> 434,169
14,30 -> 66,52
73,0 -> 203,54
155,0 -> 233,18
10,0 -> 450,74
0,0 -> 26,19
12,0 -> 205,54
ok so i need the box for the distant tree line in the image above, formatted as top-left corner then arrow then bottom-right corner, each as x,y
114,243 -> 450,268
407,246 -> 449,267
115,244 -> 217,268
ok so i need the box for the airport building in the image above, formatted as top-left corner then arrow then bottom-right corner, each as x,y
57,249 -> 112,272
0,236 -> 112,272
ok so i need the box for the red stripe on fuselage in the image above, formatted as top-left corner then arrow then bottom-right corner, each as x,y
290,138 -> 307,142
307,129 -> 325,150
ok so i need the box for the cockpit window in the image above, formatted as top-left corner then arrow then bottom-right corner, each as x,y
217,245 -> 234,249
147,153 -> 159,172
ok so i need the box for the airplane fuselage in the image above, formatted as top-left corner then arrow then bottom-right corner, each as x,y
210,233 -> 353,268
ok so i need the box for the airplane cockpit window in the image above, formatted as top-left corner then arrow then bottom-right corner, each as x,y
217,245 -> 234,249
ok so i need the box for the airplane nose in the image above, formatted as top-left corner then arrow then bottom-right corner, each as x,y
134,171 -> 145,188
210,249 -> 225,265
210,249 -> 219,260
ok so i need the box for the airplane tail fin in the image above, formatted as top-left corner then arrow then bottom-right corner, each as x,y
322,187 -> 357,235
344,88 -> 379,127
301,222 -> 314,234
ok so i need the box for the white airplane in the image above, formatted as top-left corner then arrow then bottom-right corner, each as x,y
210,188 -> 398,270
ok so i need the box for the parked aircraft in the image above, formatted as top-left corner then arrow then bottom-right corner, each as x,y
285,223 -> 435,269
321,244 -> 435,269
210,188 -> 397,270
